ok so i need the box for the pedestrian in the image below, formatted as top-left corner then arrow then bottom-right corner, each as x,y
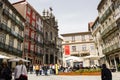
0,61 -> 12,80
35,64 -> 40,76
29,64 -> 33,74
14,60 -> 28,80
101,64 -> 112,80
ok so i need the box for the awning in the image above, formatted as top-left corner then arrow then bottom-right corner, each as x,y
9,58 -> 30,62
84,55 -> 102,60
65,56 -> 83,62
0,55 -> 10,59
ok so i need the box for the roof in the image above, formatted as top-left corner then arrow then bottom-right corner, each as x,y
61,31 -> 91,37
3,0 -> 25,21
97,0 -> 106,10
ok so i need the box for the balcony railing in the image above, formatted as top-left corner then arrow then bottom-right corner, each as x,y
0,23 -> 23,41
25,35 -> 35,42
36,29 -> 43,36
99,5 -> 112,23
101,22 -> 118,39
3,9 -> 24,30
103,42 -> 120,54
35,52 -> 43,57
0,42 -> 23,57
0,23 -> 11,33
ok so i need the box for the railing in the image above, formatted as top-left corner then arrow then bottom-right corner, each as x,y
3,9 -> 24,30
101,22 -> 118,39
35,41 -> 44,47
99,4 -> 113,24
0,23 -> 23,41
0,42 -> 23,57
36,28 -> 43,36
103,42 -> 120,54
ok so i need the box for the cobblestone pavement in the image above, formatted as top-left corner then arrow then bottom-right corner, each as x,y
27,72 -> 120,80
12,72 -> 120,80
28,74 -> 101,80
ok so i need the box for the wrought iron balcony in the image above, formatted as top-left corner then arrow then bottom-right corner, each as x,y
0,23 -> 23,41
103,42 -> 120,54
3,9 -> 24,30
0,42 -> 5,49
0,42 -> 23,57
24,48 -> 29,53
99,5 -> 112,24
0,23 -> 11,33
36,29 -> 43,36
30,50 -> 34,54
101,22 -> 118,39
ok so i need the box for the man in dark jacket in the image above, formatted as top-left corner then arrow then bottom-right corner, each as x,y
0,61 -> 12,80
101,64 -> 112,80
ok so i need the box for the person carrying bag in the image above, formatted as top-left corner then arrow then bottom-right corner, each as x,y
19,65 -> 28,80
14,60 -> 28,80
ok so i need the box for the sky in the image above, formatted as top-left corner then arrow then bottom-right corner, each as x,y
9,0 -> 101,35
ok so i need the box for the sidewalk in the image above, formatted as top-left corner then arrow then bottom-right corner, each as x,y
112,72 -> 120,80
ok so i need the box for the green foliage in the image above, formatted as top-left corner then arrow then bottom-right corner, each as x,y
75,68 -> 101,73
118,64 -> 120,71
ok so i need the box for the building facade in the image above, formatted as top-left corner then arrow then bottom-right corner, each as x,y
42,9 -> 59,64
0,0 -> 25,66
61,32 -> 98,67
90,17 -> 105,66
91,0 -> 120,71
13,1 -> 44,64
57,37 -> 63,65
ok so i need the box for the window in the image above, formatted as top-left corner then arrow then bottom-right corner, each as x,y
82,45 -> 86,51
32,12 -> 35,19
11,23 -> 15,31
72,46 -> 76,52
17,41 -> 21,50
27,7 -> 31,14
89,35 -> 92,40
26,16 -> 30,23
12,13 -> 16,18
81,35 -> 85,41
31,44 -> 34,51
50,32 -> 52,40
0,33 -> 6,43
2,18 -> 8,25
46,32 -> 48,40
24,43 -> 28,49
31,32 -> 34,38
90,45 -> 94,51
32,21 -> 35,27
19,29 -> 22,36
72,36 -> 75,42
5,6 -> 9,11
9,37 -> 14,46
25,29 -> 29,35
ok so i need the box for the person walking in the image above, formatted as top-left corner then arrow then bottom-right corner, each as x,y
0,61 -> 12,80
35,64 -> 40,76
14,60 -> 28,80
101,64 -> 112,80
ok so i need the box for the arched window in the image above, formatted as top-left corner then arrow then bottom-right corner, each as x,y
50,32 -> 52,40
46,32 -> 48,40
0,33 -> 6,43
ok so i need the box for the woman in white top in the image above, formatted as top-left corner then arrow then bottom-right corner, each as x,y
14,60 -> 27,80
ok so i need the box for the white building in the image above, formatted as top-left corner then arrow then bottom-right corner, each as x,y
61,32 -> 99,67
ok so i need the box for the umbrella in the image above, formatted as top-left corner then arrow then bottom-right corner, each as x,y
9,58 -> 30,62
65,56 -> 83,61
0,55 -> 10,59
84,55 -> 101,60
